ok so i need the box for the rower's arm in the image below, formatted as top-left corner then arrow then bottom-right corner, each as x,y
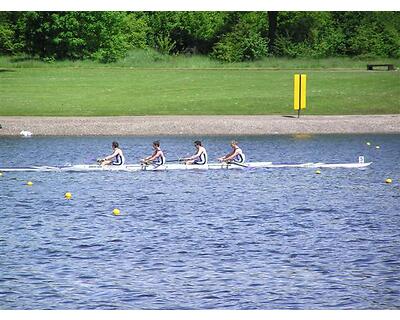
224,149 -> 239,161
186,150 -> 201,161
103,150 -> 118,161
221,150 -> 235,160
146,150 -> 160,161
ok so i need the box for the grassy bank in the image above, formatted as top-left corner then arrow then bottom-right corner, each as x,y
1,49 -> 400,69
0,52 -> 399,116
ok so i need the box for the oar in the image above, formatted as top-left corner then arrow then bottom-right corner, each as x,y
165,159 -> 184,163
165,153 -> 192,163
218,159 -> 248,168
87,157 -> 105,164
226,161 -> 248,168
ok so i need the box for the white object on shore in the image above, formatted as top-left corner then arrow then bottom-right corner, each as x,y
20,130 -> 32,137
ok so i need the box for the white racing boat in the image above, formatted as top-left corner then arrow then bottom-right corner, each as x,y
0,157 -> 372,172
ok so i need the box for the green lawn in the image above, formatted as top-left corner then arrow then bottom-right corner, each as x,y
0,67 -> 399,116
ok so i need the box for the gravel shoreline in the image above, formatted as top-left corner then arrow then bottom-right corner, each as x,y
0,115 -> 399,136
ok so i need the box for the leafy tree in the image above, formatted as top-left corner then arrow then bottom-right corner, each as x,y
123,13 -> 150,49
334,12 -> 400,58
170,12 -> 229,54
0,13 -> 14,53
1,11 -> 399,62
273,12 -> 346,58
22,12 -> 129,62
146,12 -> 228,54
211,13 -> 268,62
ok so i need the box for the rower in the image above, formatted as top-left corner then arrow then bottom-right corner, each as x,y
141,140 -> 165,166
98,141 -> 125,166
218,140 -> 245,164
183,140 -> 208,165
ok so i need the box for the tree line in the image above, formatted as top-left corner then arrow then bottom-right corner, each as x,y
1,11 -> 399,63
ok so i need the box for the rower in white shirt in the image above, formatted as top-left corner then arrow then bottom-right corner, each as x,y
141,140 -> 165,166
218,140 -> 245,164
182,140 -> 208,165
98,141 -> 125,166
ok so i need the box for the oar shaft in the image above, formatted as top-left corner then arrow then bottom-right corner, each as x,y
165,159 -> 183,163
225,161 -> 248,168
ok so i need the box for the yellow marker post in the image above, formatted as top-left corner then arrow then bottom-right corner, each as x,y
294,74 -> 307,118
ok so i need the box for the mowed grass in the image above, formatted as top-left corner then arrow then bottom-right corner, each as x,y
0,67 -> 399,116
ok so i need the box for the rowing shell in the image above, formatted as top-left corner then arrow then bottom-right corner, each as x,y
0,160 -> 372,172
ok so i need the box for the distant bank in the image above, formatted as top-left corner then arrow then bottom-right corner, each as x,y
0,115 -> 399,136
1,67 -> 399,117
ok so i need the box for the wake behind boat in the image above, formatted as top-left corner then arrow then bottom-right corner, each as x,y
0,158 -> 372,172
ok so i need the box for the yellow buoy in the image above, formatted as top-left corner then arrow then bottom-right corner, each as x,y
64,192 -> 72,199
27,181 -> 33,186
113,208 -> 121,216
385,178 -> 392,184
315,170 -> 321,174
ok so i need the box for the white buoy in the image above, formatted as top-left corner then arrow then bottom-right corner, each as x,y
20,130 -> 32,137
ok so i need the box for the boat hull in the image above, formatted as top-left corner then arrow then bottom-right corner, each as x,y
0,161 -> 372,172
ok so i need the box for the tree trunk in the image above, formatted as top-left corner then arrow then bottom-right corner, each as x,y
268,11 -> 278,55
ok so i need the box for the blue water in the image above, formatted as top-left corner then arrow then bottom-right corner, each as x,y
0,134 -> 399,309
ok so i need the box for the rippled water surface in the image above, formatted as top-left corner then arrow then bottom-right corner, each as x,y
0,134 -> 399,309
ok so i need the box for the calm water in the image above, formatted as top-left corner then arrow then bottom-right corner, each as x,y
0,134 -> 399,309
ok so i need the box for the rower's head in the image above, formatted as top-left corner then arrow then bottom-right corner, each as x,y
194,140 -> 202,148
231,140 -> 238,147
112,141 -> 119,149
153,140 -> 160,148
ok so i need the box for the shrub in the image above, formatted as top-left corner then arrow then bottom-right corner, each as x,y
0,22 -> 14,53
154,34 -> 176,55
211,14 -> 268,62
348,16 -> 400,58
274,12 -> 346,58
123,13 -> 150,49
212,31 -> 268,62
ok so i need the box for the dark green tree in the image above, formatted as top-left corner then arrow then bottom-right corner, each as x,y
1,11 -> 399,62
211,12 -> 268,62
23,12 -> 130,62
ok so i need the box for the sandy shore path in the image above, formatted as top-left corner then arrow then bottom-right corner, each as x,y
0,115 -> 399,136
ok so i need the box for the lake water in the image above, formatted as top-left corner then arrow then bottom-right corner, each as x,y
0,134 -> 399,309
